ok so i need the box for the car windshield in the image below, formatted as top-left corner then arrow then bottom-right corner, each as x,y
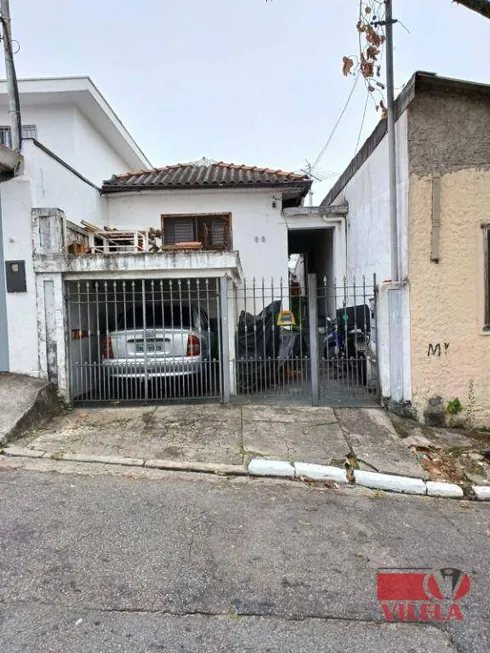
118,305 -> 193,330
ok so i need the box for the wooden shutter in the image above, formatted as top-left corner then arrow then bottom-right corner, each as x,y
164,218 -> 195,245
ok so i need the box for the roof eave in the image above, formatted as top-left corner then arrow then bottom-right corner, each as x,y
0,77 -> 152,170
101,181 -> 312,195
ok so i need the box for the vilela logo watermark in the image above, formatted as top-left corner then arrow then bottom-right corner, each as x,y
377,568 -> 471,622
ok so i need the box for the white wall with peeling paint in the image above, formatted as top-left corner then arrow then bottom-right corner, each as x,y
106,189 -> 290,285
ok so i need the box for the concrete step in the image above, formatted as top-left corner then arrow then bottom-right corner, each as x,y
0,373 -> 61,444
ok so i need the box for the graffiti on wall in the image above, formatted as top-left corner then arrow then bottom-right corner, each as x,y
427,343 -> 450,357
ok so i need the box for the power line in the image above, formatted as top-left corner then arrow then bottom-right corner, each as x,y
354,88 -> 370,155
312,72 -> 360,171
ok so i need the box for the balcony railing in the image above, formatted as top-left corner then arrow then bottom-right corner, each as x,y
80,223 -> 231,255
32,209 -> 243,278
33,212 -> 233,257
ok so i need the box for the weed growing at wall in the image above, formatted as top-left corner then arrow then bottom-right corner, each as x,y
447,398 -> 463,415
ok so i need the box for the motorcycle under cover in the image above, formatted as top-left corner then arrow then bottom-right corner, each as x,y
236,301 -> 283,360
336,304 -> 370,332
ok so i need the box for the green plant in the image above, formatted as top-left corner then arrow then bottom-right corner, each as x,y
447,397 -> 463,415
466,380 -> 476,430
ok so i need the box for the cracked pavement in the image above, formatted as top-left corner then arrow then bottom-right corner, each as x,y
16,404 -> 428,477
0,464 -> 488,652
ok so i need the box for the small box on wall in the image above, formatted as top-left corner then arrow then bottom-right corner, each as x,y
5,260 -> 27,292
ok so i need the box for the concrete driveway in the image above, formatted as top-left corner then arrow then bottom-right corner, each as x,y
14,403 -> 427,478
17,404 -> 347,468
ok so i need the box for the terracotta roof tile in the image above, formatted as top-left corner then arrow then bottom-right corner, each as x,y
103,161 -> 310,193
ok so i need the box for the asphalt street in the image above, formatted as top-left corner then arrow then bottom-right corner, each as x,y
0,464 -> 488,652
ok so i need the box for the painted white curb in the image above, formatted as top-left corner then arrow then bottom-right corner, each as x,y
248,459 -> 295,478
294,462 -> 347,484
3,447 -> 489,501
473,486 -> 490,501
354,470 -> 427,495
426,481 -> 464,498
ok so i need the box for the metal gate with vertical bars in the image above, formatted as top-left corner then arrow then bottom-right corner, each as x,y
66,274 -> 378,407
229,274 -> 379,407
67,277 -> 222,403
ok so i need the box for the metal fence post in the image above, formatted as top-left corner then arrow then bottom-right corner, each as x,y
307,273 -> 319,406
220,276 -> 231,403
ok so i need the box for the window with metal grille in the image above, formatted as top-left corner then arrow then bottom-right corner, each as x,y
0,127 -> 11,147
162,215 -> 231,250
210,221 -> 226,247
22,124 -> 37,139
0,124 -> 37,147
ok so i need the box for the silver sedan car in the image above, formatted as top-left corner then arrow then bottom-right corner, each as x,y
101,303 -> 215,380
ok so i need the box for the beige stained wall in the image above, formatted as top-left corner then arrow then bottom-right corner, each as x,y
409,168 -> 490,425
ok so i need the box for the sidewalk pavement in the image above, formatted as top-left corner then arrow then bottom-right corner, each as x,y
11,402 -> 489,488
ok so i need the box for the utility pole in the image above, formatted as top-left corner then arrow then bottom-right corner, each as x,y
383,0 -> 399,282
300,161 -> 317,207
0,0 -> 21,151
375,1 -> 404,404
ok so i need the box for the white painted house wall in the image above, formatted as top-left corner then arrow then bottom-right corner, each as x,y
72,107 -> 132,184
0,148 -> 108,378
1,104 -> 76,163
0,102 -> 137,186
0,98 -> 136,378
106,189 -> 290,284
1,175 -> 39,376
326,112 -> 411,402
0,77 -> 151,381
23,140 -> 108,225
329,112 -> 409,282
0,77 -> 151,185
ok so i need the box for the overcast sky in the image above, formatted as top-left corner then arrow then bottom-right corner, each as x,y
7,0 -> 490,201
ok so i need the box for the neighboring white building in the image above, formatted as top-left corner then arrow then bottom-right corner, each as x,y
0,77 -> 150,185
0,77 -> 151,377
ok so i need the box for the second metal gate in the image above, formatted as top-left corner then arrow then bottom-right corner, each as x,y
229,274 -> 379,407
